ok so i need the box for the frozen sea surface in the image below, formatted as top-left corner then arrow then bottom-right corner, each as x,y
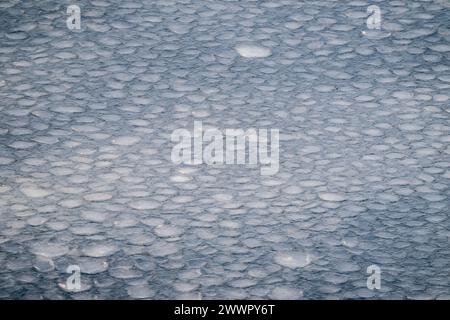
0,0 -> 449,299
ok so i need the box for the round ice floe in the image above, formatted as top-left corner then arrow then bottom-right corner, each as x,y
298,180 -> 325,187
212,193 -> 233,202
282,186 -> 303,195
170,175 -> 192,183
82,243 -> 119,258
0,157 -> 15,165
58,199 -> 83,208
78,258 -> 109,274
111,136 -> 141,146
20,185 -> 52,198
83,193 -> 113,202
33,256 -> 55,272
429,44 -> 450,52
149,242 -> 179,257
302,145 -> 322,154
270,286 -> 303,300
173,282 -> 199,292
51,105 -> 84,113
9,141 -> 36,149
127,285 -> 154,299
229,279 -> 257,288
154,224 -> 183,238
81,211 -> 110,222
168,23 -> 190,35
109,266 -> 143,279
335,262 -> 360,272
235,44 -> 272,58
318,192 -> 346,202
129,200 -> 161,210
27,216 -> 48,226
171,196 -> 194,203
30,242 -> 68,258
274,251 -> 314,269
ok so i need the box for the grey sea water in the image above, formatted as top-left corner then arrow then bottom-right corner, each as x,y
0,0 -> 449,299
